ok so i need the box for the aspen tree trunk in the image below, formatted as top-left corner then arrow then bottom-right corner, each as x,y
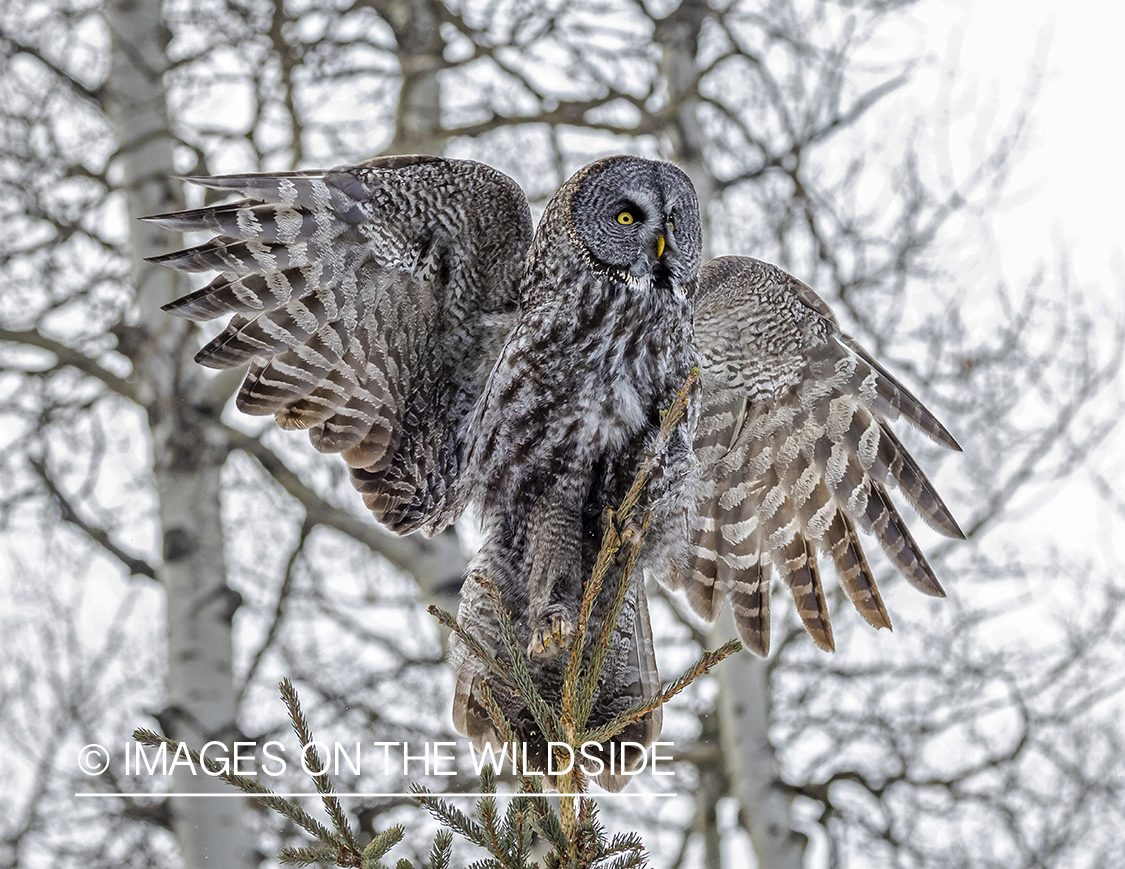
658,2 -> 806,865
712,616 -> 808,869
657,0 -> 714,256
104,0 -> 253,865
385,0 -> 446,156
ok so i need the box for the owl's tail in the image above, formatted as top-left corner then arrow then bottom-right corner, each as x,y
450,581 -> 662,793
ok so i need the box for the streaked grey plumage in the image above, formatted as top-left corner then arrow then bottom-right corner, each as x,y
148,154 -> 962,790
452,158 -> 701,790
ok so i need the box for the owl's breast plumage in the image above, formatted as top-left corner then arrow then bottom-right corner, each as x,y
466,265 -> 696,522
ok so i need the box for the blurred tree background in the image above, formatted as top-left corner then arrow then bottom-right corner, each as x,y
2,0 -> 1124,867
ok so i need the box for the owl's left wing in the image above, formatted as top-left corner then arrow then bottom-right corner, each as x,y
145,155 -> 532,535
681,256 -> 963,656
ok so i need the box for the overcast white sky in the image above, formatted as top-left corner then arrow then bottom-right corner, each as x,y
919,0 -> 1125,293
897,0 -> 1125,573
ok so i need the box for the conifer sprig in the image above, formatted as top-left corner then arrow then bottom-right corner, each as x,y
280,677 -> 360,854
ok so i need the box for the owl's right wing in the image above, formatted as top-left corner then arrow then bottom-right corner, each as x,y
682,256 -> 964,656
146,155 -> 533,535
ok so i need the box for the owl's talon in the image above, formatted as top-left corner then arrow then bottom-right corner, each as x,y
528,613 -> 573,659
615,518 -> 643,565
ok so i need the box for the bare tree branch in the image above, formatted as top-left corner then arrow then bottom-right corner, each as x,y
223,425 -> 467,594
0,328 -> 140,402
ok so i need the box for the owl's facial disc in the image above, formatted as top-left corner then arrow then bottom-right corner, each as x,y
571,157 -> 701,289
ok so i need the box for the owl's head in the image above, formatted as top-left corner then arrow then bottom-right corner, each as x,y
560,155 -> 702,294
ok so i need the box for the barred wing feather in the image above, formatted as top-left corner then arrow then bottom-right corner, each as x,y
685,256 -> 963,655
146,155 -> 532,535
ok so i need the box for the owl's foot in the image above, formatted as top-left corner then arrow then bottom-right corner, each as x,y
616,518 -> 644,565
601,506 -> 644,565
528,612 -> 573,659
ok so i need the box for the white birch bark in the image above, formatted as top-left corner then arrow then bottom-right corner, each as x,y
711,614 -> 808,869
104,0 -> 253,865
657,0 -> 714,257
383,0 -> 445,155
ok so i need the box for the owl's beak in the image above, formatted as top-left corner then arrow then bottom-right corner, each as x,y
659,220 -> 680,260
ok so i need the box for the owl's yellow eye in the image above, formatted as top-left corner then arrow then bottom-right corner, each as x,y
616,210 -> 636,225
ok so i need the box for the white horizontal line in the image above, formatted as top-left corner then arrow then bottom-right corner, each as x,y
74,791 -> 678,799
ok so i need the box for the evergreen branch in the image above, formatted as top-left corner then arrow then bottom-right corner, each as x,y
601,831 -> 646,857
279,679 -> 359,851
412,786 -> 491,850
476,770 -> 503,862
427,605 -> 521,697
575,512 -> 650,730
517,780 -> 568,853
580,640 -> 742,745
561,518 -> 614,728
596,849 -> 648,869
571,370 -> 699,726
361,825 -> 407,866
137,678 -> 416,869
618,368 -> 700,519
425,832 -> 454,869
479,762 -> 499,795
475,576 -> 563,742
572,803 -> 609,866
131,729 -> 341,848
474,682 -> 518,749
503,796 -> 534,866
280,845 -> 346,866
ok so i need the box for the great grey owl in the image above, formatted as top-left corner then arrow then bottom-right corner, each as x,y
147,153 -> 962,789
